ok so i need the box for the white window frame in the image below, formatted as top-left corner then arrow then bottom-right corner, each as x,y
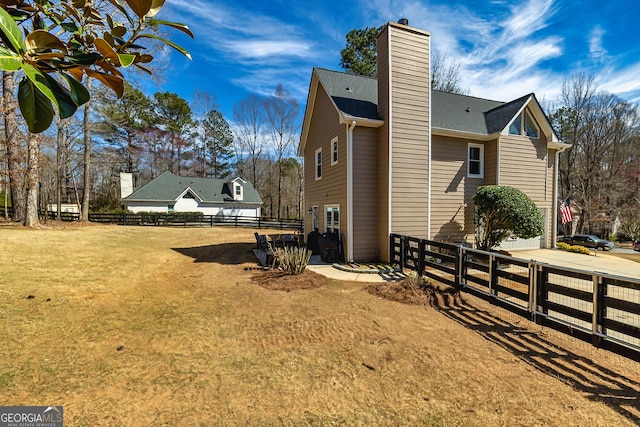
315,147 -> 322,180
324,205 -> 340,234
509,111 -> 540,139
467,143 -> 484,178
331,137 -> 339,166
312,205 -> 319,230
233,183 -> 243,201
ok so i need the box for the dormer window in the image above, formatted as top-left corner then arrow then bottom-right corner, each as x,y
234,182 -> 243,201
509,111 -> 539,138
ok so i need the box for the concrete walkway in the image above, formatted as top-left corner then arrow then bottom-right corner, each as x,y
305,250 -> 639,283
306,256 -> 406,282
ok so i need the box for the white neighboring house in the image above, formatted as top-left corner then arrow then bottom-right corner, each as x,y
121,171 -> 262,217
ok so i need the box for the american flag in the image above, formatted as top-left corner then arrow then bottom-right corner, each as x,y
559,198 -> 573,224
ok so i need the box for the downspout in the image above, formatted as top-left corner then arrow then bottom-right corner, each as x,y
427,38 -> 432,240
552,145 -> 569,248
347,120 -> 356,262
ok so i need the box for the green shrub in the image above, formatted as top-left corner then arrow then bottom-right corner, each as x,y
473,185 -> 544,250
274,247 -> 312,275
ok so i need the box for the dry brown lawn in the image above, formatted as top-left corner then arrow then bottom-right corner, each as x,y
1,222 -> 639,426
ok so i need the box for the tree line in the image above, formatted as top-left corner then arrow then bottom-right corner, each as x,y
1,80 -> 303,222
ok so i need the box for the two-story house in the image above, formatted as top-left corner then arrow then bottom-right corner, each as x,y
298,19 -> 570,263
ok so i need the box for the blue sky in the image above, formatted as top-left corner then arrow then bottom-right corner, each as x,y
150,0 -> 640,123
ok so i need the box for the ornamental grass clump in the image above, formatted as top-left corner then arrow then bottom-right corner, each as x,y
274,247 -> 312,275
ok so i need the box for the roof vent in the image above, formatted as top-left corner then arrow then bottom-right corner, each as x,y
466,107 -> 471,112
398,18 -> 409,25
346,86 -> 352,92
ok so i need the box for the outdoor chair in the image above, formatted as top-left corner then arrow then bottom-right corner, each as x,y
254,232 -> 269,250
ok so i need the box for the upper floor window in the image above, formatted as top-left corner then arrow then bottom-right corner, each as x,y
234,183 -> 243,200
315,148 -> 322,180
509,111 -> 539,138
468,143 -> 484,178
331,137 -> 339,165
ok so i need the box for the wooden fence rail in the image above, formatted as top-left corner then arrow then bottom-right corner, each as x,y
0,207 -> 302,230
390,233 -> 640,361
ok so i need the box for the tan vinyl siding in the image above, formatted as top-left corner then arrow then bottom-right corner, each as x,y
484,139 -> 498,186
499,126 -> 554,248
387,24 -> 430,241
352,127 -> 380,260
376,27 -> 391,261
303,85 -> 347,238
499,134 -> 548,203
430,136 -> 483,244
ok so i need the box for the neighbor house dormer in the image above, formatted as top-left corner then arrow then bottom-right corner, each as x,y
232,177 -> 245,201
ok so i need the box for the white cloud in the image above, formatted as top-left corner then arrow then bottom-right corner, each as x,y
589,26 -> 608,61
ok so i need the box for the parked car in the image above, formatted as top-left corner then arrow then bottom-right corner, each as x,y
558,234 -> 615,251
633,240 -> 640,252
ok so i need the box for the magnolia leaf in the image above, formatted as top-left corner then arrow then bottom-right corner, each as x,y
134,62 -> 152,75
18,77 -> 54,133
71,0 -> 86,7
111,25 -> 126,38
95,58 -> 123,77
21,63 -> 59,111
31,52 -> 66,61
61,72 -> 90,106
67,67 -> 84,81
94,37 -> 119,63
0,46 -> 22,71
124,0 -> 153,19
25,30 -> 68,54
106,2 -> 134,25
117,53 -> 136,67
61,22 -> 79,33
137,34 -> 191,60
0,7 -> 25,53
146,0 -> 165,18
42,73 -> 78,119
147,19 -> 194,39
85,69 -> 124,97
137,53 -> 153,63
68,52 -> 102,66
103,32 -> 115,46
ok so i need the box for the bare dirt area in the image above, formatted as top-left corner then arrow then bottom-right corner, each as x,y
1,225 -> 639,425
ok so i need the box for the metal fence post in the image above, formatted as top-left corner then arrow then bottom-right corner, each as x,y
592,273 -> 604,346
529,260 -> 538,320
453,245 -> 460,289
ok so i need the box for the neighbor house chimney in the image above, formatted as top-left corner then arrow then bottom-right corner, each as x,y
376,20 -> 431,260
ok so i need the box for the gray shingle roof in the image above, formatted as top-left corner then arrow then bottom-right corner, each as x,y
123,171 -> 262,204
314,68 -> 380,120
315,68 -> 537,136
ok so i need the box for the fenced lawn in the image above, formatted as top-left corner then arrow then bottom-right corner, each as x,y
1,224 -> 639,425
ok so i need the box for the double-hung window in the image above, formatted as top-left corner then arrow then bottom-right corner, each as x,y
468,143 -> 484,178
315,148 -> 322,180
331,137 -> 338,165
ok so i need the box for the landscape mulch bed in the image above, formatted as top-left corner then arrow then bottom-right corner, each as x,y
367,279 -> 463,309
251,268 -> 328,291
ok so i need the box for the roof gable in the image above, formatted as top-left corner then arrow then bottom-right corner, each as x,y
299,68 -> 563,151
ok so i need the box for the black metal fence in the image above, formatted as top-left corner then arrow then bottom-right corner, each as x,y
390,233 -> 640,360
0,207 -> 302,230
